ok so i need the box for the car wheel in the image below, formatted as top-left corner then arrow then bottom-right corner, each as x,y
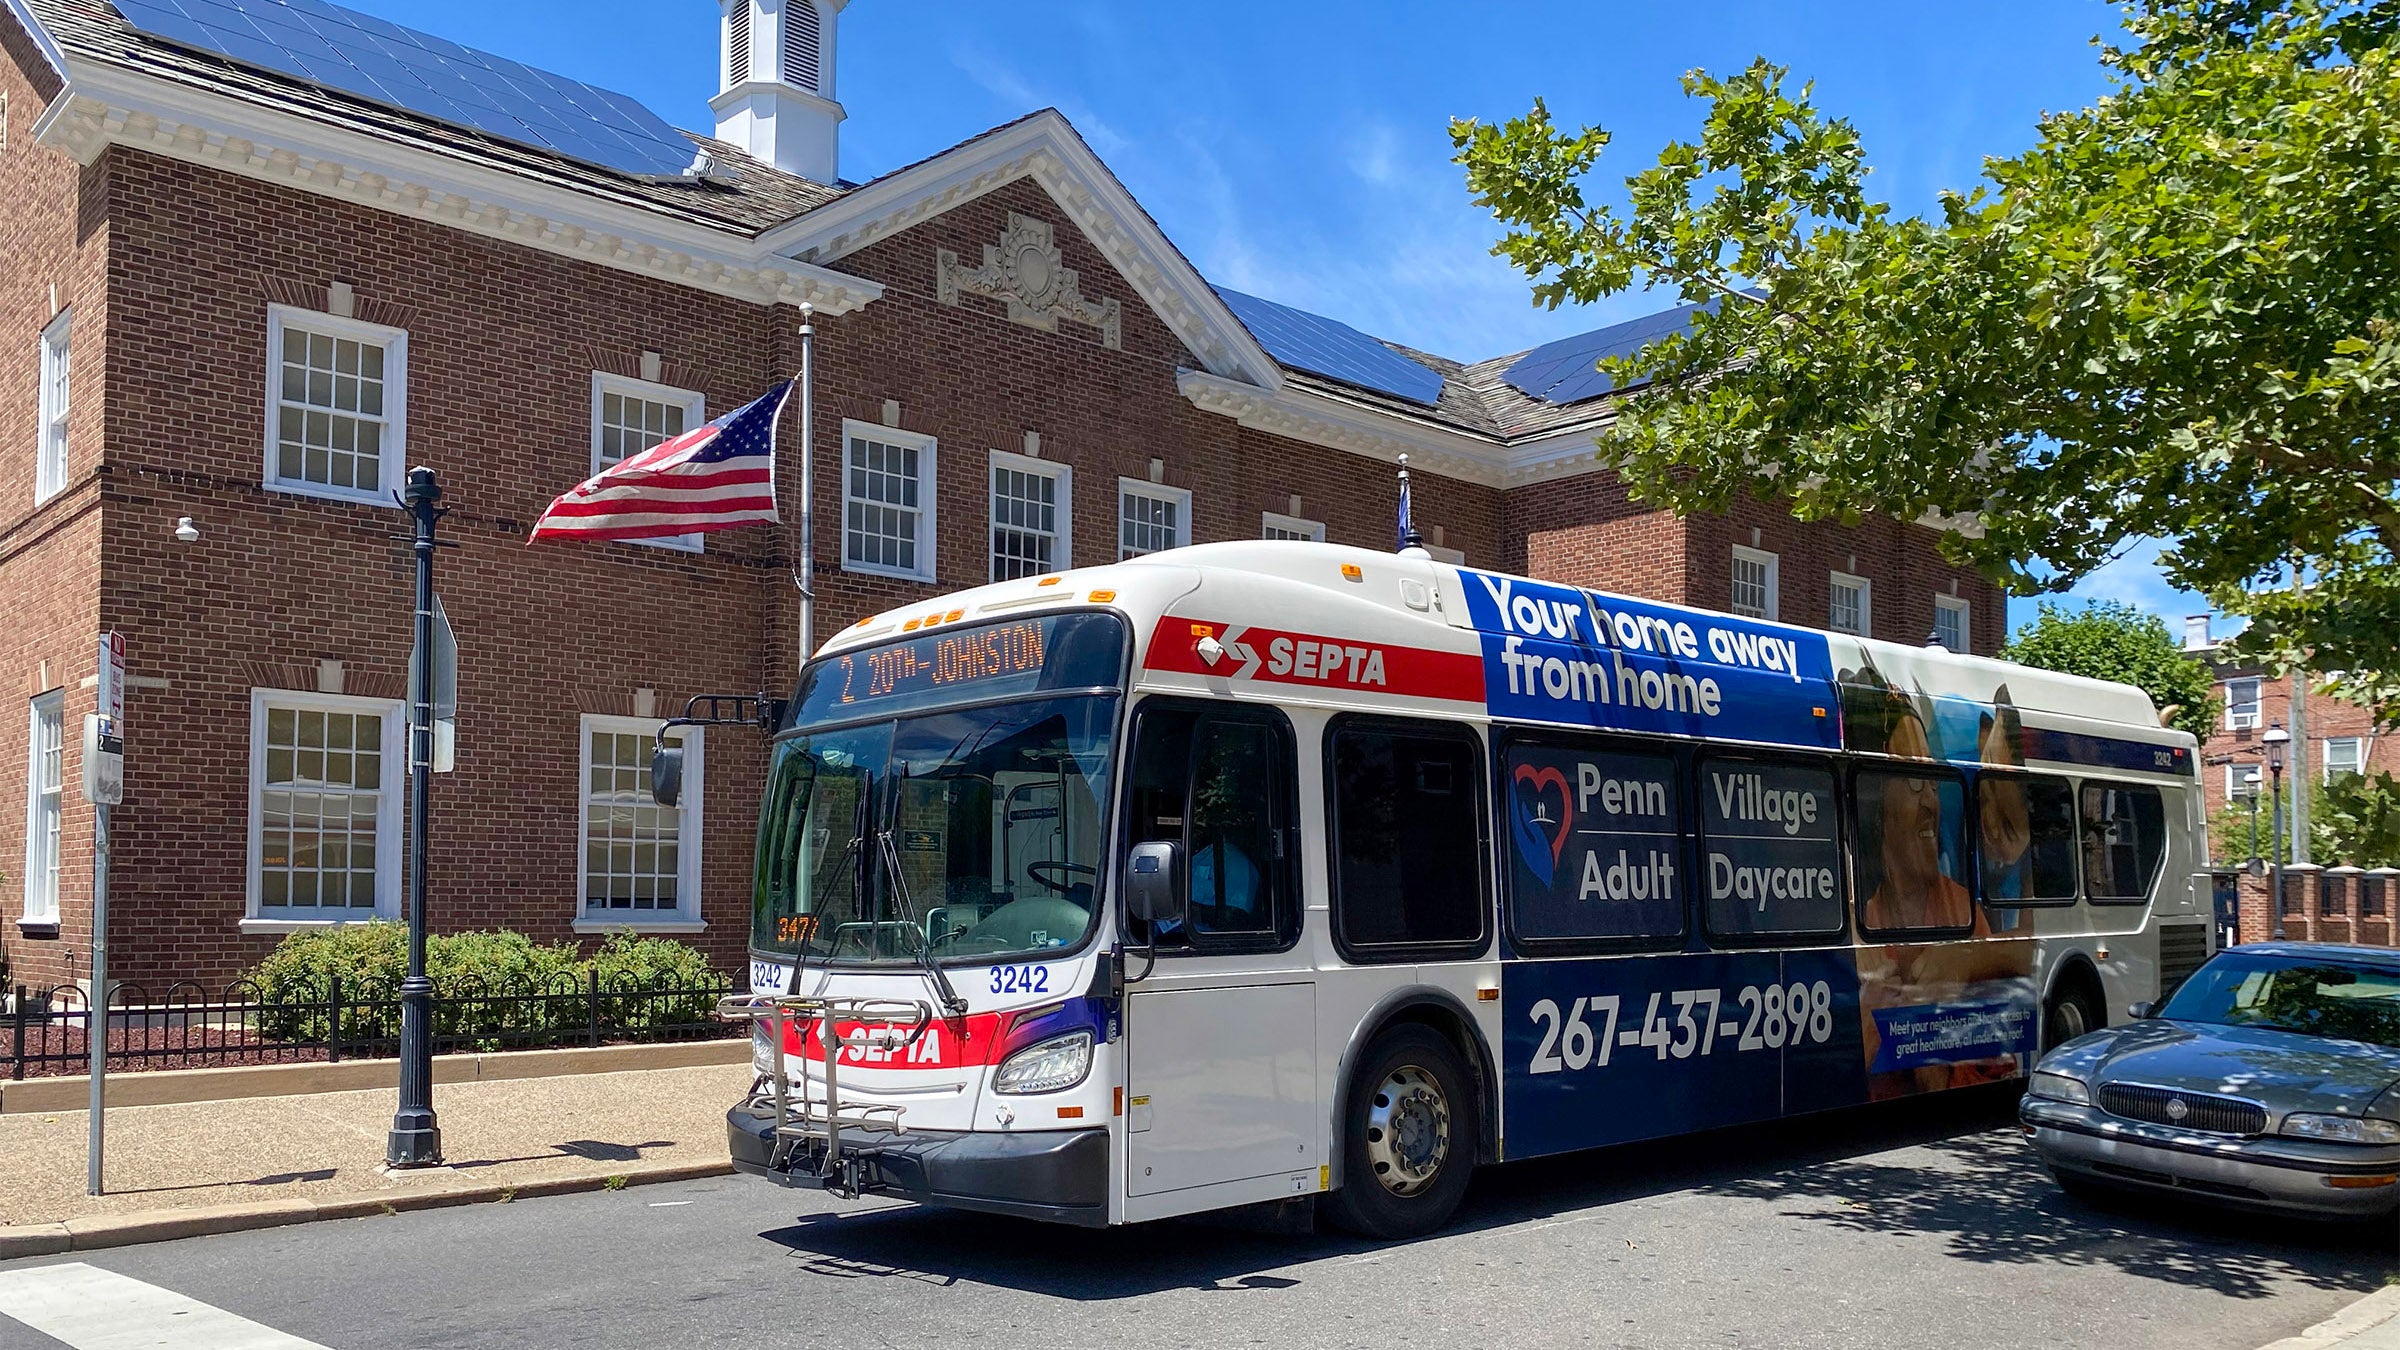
2042,983 -> 2102,1052
1321,1025 -> 1478,1241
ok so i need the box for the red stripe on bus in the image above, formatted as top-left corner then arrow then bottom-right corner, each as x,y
780,1012 -> 1005,1070
1144,616 -> 1485,703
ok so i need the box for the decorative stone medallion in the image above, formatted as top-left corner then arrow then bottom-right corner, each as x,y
937,211 -> 1123,350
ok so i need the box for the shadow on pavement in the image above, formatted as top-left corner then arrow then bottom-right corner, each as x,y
754,1086 -> 2392,1302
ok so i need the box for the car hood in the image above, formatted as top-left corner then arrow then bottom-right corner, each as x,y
2045,1019 -> 2400,1120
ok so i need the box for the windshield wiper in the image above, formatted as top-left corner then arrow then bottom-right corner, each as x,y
874,764 -> 968,1019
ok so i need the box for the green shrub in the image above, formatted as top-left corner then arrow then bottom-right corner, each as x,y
239,925 -> 724,1044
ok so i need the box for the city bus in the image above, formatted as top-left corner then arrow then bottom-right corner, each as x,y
685,540 -> 2210,1238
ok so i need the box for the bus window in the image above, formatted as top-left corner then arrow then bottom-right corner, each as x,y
1500,735 -> 1683,947
1975,772 -> 2078,907
1697,756 -> 1843,941
1124,702 -> 1297,950
2082,782 -> 2167,903
1329,718 -> 1489,959
1853,767 -> 1974,935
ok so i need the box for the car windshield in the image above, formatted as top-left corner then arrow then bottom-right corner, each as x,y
751,613 -> 1124,968
2159,952 -> 2400,1049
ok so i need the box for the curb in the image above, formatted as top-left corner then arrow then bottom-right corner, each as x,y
0,1038 -> 749,1115
0,1159 -> 736,1261
2260,1287 -> 2400,1350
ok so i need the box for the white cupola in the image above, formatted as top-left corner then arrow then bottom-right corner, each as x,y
712,0 -> 847,184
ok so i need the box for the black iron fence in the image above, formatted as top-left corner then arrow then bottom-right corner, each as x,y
4,971 -> 741,1080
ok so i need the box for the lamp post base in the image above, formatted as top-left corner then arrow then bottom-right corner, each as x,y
385,1117 -> 443,1168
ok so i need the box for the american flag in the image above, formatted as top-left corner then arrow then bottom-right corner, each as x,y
528,381 -> 788,543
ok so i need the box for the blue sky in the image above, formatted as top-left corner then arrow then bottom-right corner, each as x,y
338,0 -> 2211,635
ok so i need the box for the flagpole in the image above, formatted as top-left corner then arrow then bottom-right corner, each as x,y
796,302 -> 816,674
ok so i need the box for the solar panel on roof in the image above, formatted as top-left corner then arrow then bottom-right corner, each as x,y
108,0 -> 701,179
1214,286 -> 1445,407
1501,300 -> 1720,405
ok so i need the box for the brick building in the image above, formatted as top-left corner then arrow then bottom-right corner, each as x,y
0,0 -> 2003,988
2184,613 -> 2396,859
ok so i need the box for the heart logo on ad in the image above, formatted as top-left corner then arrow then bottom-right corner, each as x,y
1510,762 -> 1574,888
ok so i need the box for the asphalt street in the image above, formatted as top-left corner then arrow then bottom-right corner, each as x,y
0,1088 -> 2385,1350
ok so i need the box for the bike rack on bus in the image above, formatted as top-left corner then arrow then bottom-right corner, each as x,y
715,993 -> 932,1197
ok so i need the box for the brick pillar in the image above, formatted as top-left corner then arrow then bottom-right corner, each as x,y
2323,866 -> 2362,945
2237,872 -> 2275,944
2364,869 -> 2399,948
2288,864 -> 2324,941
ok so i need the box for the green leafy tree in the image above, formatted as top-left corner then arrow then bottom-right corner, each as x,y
1999,600 -> 2218,741
2204,771 -> 2400,866
1452,0 -> 2400,714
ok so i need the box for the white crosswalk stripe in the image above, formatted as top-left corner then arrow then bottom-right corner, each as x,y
0,1262 -> 330,1349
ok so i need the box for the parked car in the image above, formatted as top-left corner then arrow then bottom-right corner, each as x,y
2020,942 -> 2400,1220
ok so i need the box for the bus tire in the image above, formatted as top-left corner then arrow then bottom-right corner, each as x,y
1322,1025 -> 1478,1241
2041,978 -> 2103,1053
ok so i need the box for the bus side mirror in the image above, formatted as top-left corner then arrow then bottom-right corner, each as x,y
650,744 -> 684,808
1124,841 -> 1185,930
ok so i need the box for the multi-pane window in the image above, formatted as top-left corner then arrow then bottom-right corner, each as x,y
1730,546 -> 1778,620
34,309 -> 69,505
2326,737 -> 2365,782
2225,677 -> 2262,730
1261,512 -> 1325,542
581,718 -> 700,921
251,694 -> 397,917
1828,571 -> 1870,636
266,307 -> 405,504
2227,763 -> 2263,800
1933,594 -> 1970,652
22,691 -> 63,924
990,451 -> 1069,580
591,374 -> 705,551
1119,480 -> 1189,558
843,423 -> 936,580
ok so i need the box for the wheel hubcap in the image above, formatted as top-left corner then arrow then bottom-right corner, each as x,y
2052,1000 -> 2088,1045
1364,1064 -> 1450,1197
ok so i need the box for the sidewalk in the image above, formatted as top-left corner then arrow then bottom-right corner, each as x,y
0,1060 -> 749,1235
2265,1288 -> 2400,1350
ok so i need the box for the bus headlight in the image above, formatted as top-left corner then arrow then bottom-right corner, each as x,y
2281,1113 -> 2400,1146
2028,1071 -> 2090,1105
993,1031 -> 1093,1095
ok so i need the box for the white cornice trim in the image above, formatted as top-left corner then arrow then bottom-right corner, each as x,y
34,61 -> 883,315
760,110 -> 1281,387
1178,370 -> 1503,487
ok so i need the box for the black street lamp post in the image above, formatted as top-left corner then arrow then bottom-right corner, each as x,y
387,466 -> 444,1167
2244,769 -> 2262,864
2264,723 -> 2290,943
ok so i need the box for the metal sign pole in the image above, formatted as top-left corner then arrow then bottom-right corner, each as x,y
387,467 -> 444,1167
797,303 -> 816,671
86,798 -> 107,1196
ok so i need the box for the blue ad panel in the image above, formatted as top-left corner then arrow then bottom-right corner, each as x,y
1459,570 -> 1839,752
1499,950 -> 1867,1161
1501,945 -> 2040,1160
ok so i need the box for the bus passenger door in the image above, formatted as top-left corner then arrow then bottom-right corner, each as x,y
1119,702 -> 1320,1210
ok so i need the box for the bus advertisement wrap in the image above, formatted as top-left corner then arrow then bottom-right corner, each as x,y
1459,570 -> 1840,751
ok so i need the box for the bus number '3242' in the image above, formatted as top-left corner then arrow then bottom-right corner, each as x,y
1527,983 -> 1836,1073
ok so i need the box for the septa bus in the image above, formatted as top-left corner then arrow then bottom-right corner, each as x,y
673,541 -> 2209,1238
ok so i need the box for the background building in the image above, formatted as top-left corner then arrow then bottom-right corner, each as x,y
0,0 -> 2002,988
2184,612 -> 2396,856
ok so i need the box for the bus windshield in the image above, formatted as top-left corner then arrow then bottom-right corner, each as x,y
752,612 -> 1125,968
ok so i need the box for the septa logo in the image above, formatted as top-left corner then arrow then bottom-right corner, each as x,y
1510,763 -> 1574,886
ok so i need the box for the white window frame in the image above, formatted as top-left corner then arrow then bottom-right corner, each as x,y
1828,570 -> 1871,637
2225,677 -> 2262,731
2227,763 -> 2262,800
1118,478 -> 1191,559
262,305 -> 408,508
1933,594 -> 1971,652
988,449 -> 1072,581
1730,545 -> 1780,621
2325,737 -> 2365,782
574,715 -> 705,934
34,308 -> 69,505
242,689 -> 405,932
841,419 -> 938,582
589,372 -> 707,553
21,690 -> 63,927
1261,511 -> 1325,542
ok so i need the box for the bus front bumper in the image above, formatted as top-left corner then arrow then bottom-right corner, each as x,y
727,1099 -> 1110,1227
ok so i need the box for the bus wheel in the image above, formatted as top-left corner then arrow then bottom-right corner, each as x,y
2042,982 -> 2101,1052
1322,1025 -> 1478,1240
